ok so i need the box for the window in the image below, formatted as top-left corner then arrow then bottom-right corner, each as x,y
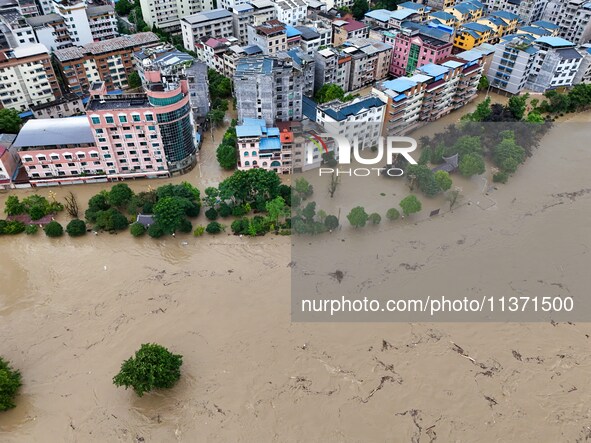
252,151 -> 257,156
105,116 -> 114,124
245,161 -> 250,166
119,115 -> 127,123
132,114 -> 141,122
50,154 -> 59,160
244,151 -> 249,156
37,154 -> 46,161
145,113 -> 154,121
91,116 -> 100,124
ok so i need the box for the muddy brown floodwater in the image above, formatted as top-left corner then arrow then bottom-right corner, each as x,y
1,101 -> 591,442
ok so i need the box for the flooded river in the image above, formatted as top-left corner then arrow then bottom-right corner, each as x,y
1,99 -> 591,442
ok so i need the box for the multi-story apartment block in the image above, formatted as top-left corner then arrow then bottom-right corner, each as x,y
231,0 -> 276,45
53,32 -> 160,95
574,44 -> 591,84
27,2 -> 117,51
488,34 -> 584,94
543,0 -> 591,45
390,26 -> 453,77
479,0 -> 547,25
342,38 -> 391,91
306,93 -> 386,150
295,20 -> 331,56
375,49 -> 483,135
236,118 -> 291,173
314,46 -> 351,93
139,0 -> 214,32
0,43 -> 61,111
397,1 -> 433,21
453,22 -> 493,50
517,20 -> 560,39
247,19 -> 288,55
134,44 -> 194,82
332,19 -> 369,46
0,133 -> 19,190
526,36 -> 584,92
234,55 -> 304,125
0,8 -> 35,50
427,10 -> 459,27
278,48 -> 314,96
274,0 -> 306,26
476,10 -> 519,41
445,0 -> 485,26
30,92 -> 84,118
181,9 -> 234,52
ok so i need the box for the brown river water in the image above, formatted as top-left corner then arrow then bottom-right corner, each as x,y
1,96 -> 591,442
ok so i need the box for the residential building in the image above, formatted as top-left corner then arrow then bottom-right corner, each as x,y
342,38 -> 392,91
231,0 -> 276,45
0,133 -> 19,189
236,118 -> 291,173
389,25 -> 453,76
30,93 -> 84,118
477,10 -> 520,41
0,43 -> 61,111
425,0 -> 460,10
397,1 -> 432,21
86,71 -> 196,177
517,20 -> 560,39
247,19 -> 288,55
139,0 -> 214,32
86,5 -> 118,42
0,7 -> 35,50
274,0 -> 306,26
27,13 -> 71,51
185,61 -> 210,119
526,36 -> 584,92
543,0 -> 591,45
314,46 -> 351,92
134,44 -> 194,82
428,10 -> 459,27
453,22 -> 493,50
53,32 -> 160,95
305,93 -> 386,150
295,20 -> 331,56
487,34 -> 538,94
332,19 -> 368,46
279,47 -> 315,96
52,0 -> 93,45
445,0 -> 485,25
181,9 -> 234,51
479,0 -> 547,25
574,44 -> 591,84
234,55 -> 303,125
375,50 -> 483,134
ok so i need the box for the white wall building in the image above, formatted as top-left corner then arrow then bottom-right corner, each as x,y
139,0 -> 214,32
181,9 -> 234,51
274,0 -> 307,26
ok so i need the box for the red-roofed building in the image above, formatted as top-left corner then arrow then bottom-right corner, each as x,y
332,19 -> 369,45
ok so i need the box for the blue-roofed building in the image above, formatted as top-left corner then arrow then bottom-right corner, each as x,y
235,118 -> 289,173
315,93 -> 386,150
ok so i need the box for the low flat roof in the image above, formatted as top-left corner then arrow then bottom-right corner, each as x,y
13,116 -> 94,148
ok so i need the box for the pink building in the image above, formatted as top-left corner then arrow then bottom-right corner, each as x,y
389,29 -> 453,77
0,134 -> 19,190
236,118 -> 291,174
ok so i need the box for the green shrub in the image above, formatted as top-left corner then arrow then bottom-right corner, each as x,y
386,208 -> 400,221
129,222 -> 146,237
493,172 -> 509,183
147,223 -> 165,238
218,203 -> 232,217
44,221 -> 63,237
0,357 -> 22,411
178,218 -> 193,233
206,221 -> 223,234
28,205 -> 46,221
368,212 -> 381,225
324,215 -> 339,230
205,207 -> 218,220
66,219 -> 86,237
231,218 -> 249,235
1,220 -> 25,235
193,225 -> 205,236
25,224 -> 38,235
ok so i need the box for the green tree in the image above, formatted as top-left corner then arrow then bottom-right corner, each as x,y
25,224 -> 38,235
265,196 -> 288,227
208,109 -> 225,127
130,222 -> 146,237
0,357 -> 21,411
127,71 -> 142,89
347,206 -> 369,228
206,221 -> 222,234
477,75 -> 490,91
153,197 -> 187,234
315,84 -> 346,103
202,187 -> 219,208
526,111 -> 545,123
507,93 -> 529,120
4,195 -> 24,215
492,137 -> 525,171
218,169 -> 281,205
400,195 -> 422,217
113,343 -> 182,397
66,219 -> 86,237
205,207 -> 218,220
0,108 -> 22,134
115,0 -> 134,15
351,0 -> 369,19
216,143 -> 237,170
147,223 -> 165,238
465,97 -> 491,122
294,177 -> 313,199
459,153 -> 485,177
368,212 -> 381,225
434,170 -> 452,191
451,135 -> 482,158
386,208 -> 400,221
95,208 -> 129,232
324,214 -> 339,230
108,183 -> 134,208
44,221 -> 64,237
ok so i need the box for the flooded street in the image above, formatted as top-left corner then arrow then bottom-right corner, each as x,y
0,100 -> 591,442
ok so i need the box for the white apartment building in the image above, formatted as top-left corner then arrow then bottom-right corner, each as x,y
231,0 -> 276,45
0,43 -> 60,111
274,0 -> 306,26
0,8 -> 36,49
140,0 -> 214,32
526,36 -> 584,91
181,9 -> 234,51
295,20 -> 331,56
52,0 -> 93,45
543,0 -> 591,45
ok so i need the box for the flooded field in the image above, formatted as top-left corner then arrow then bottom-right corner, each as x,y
1,98 -> 590,442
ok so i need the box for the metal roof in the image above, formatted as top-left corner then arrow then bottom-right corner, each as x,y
182,8 -> 232,25
535,36 -> 575,48
13,116 -> 94,148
